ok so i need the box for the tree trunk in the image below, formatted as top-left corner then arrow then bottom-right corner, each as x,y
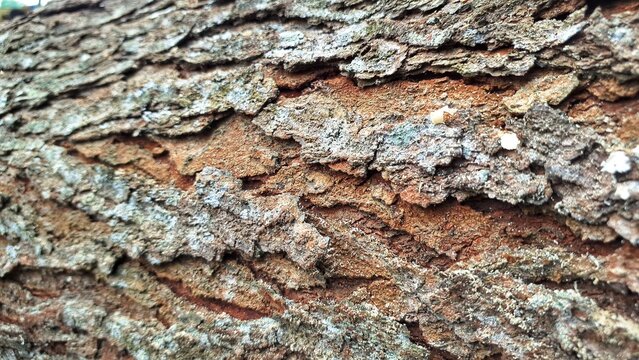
1,0 -> 638,358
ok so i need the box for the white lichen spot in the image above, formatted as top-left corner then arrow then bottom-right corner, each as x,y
429,105 -> 457,124
601,151 -> 631,174
79,53 -> 91,62
203,187 -> 228,208
20,57 -> 34,69
278,30 -> 305,48
614,181 -> 639,200
500,132 -> 520,150
134,349 -> 151,360
0,92 -> 7,111
5,245 -> 18,260
610,26 -> 634,45
476,169 -> 490,183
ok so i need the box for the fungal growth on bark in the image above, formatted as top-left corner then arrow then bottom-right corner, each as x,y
0,0 -> 638,358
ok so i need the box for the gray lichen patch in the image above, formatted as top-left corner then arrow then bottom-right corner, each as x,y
254,91 -> 635,243
15,64 -> 278,141
340,39 -> 408,85
3,263 -> 428,359
0,134 -> 327,269
419,262 -> 639,359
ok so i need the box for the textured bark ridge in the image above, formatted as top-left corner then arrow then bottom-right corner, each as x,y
1,0 -> 639,358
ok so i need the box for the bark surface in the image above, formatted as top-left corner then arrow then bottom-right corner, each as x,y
1,0 -> 639,359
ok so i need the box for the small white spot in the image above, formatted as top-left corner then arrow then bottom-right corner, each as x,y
500,132 -> 520,150
429,106 -> 457,124
602,151 -> 632,174
5,245 -> 18,260
614,181 -> 639,200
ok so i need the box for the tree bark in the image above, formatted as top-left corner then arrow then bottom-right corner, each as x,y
1,0 -> 638,358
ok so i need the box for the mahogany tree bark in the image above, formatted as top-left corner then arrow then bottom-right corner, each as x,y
1,0 -> 638,358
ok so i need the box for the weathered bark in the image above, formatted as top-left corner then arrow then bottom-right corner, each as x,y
1,0 -> 638,358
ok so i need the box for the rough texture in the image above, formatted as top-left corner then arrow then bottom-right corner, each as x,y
1,0 -> 638,359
